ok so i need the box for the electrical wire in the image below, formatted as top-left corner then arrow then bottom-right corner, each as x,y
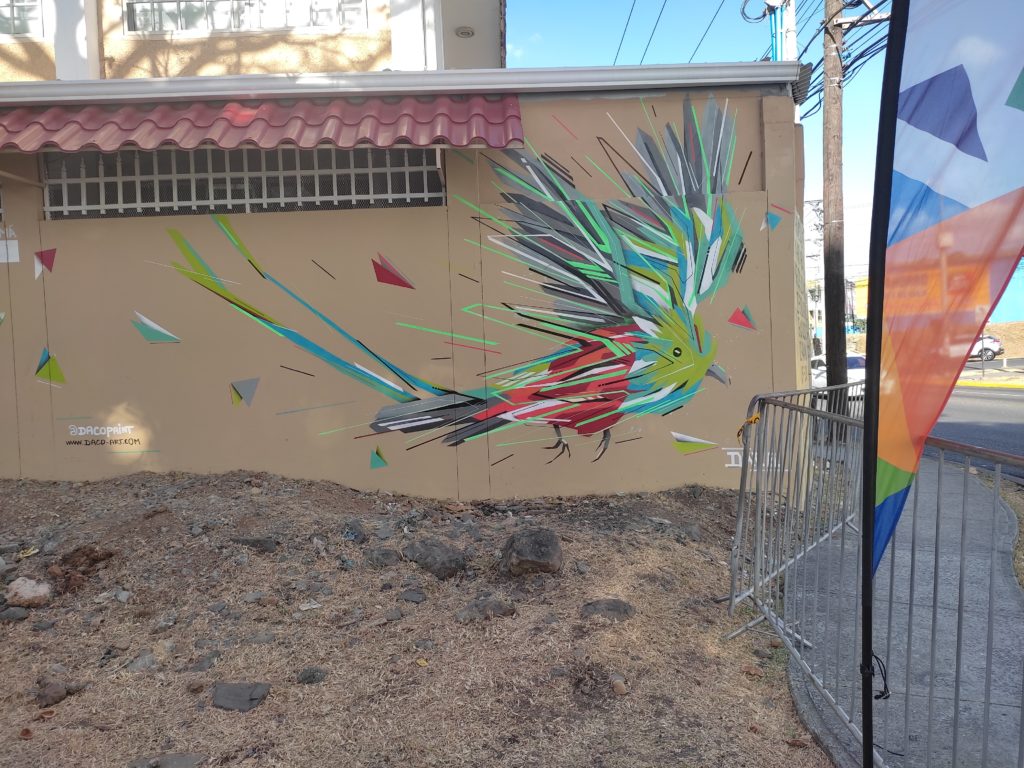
688,0 -> 728,62
612,0 -> 639,66
741,0 -> 767,23
639,0 -> 671,64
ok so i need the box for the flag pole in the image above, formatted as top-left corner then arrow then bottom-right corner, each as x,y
862,1 -> 911,766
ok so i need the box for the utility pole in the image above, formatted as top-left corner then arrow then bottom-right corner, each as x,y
822,0 -> 847,387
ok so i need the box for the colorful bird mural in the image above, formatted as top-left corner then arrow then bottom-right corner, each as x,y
169,97 -> 745,462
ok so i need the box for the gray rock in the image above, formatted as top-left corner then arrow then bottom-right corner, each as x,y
127,753 -> 209,768
212,682 -> 270,712
230,536 -> 278,554
207,601 -> 227,614
384,608 -> 403,622
403,539 -> 466,580
374,523 -> 394,541
399,588 -> 426,604
499,528 -> 563,576
42,540 -> 59,555
248,631 -> 276,645
153,612 -> 177,632
414,639 -> 435,651
297,666 -> 327,685
680,522 -> 702,542
115,589 -> 132,604
5,577 -> 53,608
581,598 -> 636,622
338,556 -> 356,571
127,649 -> 160,672
32,619 -> 56,631
241,591 -> 265,604
189,524 -> 205,537
34,677 -> 68,707
455,596 -> 516,624
342,520 -> 367,544
365,548 -> 401,568
0,606 -> 29,622
575,561 -> 591,575
753,648 -> 773,660
0,543 -> 18,554
189,652 -> 221,672
0,555 -> 5,567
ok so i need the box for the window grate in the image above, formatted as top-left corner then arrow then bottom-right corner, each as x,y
125,0 -> 368,33
41,146 -> 446,220
0,0 -> 42,36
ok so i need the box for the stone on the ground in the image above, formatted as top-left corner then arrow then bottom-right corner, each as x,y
5,577 -> 53,608
581,598 -> 636,621
207,601 -> 226,614
152,612 -> 177,632
0,606 -> 29,622
32,619 -> 56,631
753,648 -> 773,659
127,753 -> 208,768
499,528 -> 563,576
230,536 -> 278,554
212,682 -> 270,712
365,548 -> 401,568
342,520 -> 367,544
189,652 -> 220,672
414,639 -> 435,651
399,588 -> 426,604
127,649 -> 159,672
455,596 -> 516,624
241,591 -> 265,604
403,538 -> 466,580
34,677 -> 68,707
680,522 -> 702,542
384,607 -> 403,622
297,666 -> 327,685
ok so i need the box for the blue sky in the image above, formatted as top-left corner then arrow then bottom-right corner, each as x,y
506,0 -> 885,276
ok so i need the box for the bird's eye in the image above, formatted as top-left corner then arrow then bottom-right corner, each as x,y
672,347 -> 682,357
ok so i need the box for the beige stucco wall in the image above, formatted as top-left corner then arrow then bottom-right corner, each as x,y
0,86 -> 802,499
99,0 -> 391,78
0,39 -> 56,81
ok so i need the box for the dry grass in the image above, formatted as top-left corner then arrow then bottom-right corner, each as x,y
996,479 -> 1024,586
0,472 -> 830,767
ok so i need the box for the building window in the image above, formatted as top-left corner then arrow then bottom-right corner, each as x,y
0,0 -> 43,36
124,0 -> 367,33
41,146 -> 446,220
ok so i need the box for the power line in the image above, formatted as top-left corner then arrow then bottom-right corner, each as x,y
639,0 -> 670,64
688,0 -> 727,62
612,0 -> 639,66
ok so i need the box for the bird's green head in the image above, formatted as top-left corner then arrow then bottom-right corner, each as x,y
624,310 -> 730,416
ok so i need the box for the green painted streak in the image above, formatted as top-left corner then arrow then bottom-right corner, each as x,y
452,194 -> 510,231
493,164 -> 548,200
396,322 -> 497,346
586,156 -> 629,196
460,304 -> 560,344
212,214 -> 265,275
451,149 -> 475,164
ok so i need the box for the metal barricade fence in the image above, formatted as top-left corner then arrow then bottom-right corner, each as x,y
727,382 -> 1024,768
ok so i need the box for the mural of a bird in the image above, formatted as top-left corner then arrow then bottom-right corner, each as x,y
170,97 -> 745,462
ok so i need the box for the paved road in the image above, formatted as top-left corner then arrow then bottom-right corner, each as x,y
931,386 -> 1024,479
964,356 -> 1024,370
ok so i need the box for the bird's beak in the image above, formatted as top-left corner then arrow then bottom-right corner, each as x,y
706,363 -> 731,386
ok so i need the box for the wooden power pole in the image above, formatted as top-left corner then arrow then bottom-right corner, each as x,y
822,0 -> 847,386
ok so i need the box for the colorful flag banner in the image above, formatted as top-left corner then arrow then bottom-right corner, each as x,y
870,0 -> 1024,570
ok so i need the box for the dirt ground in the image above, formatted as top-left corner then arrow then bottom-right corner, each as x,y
0,472 -> 830,768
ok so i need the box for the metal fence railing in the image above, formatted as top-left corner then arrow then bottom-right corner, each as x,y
728,382 -> 1024,768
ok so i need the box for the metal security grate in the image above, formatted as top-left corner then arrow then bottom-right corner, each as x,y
0,0 -> 42,36
41,146 -> 445,220
125,0 -> 367,33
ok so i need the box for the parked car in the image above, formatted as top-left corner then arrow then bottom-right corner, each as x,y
968,334 -> 1004,362
810,353 -> 867,388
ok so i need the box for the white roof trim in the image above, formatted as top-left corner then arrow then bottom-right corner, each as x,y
0,63 -> 800,106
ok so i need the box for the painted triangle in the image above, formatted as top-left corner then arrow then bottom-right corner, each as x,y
372,253 -> 415,289
671,432 -> 717,455
1008,67 -> 1024,112
132,312 -> 181,343
229,385 -> 243,405
370,447 -> 388,469
35,248 -> 56,274
230,378 -> 259,407
728,307 -> 756,330
36,356 -> 65,384
36,346 -> 50,373
765,211 -> 782,231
